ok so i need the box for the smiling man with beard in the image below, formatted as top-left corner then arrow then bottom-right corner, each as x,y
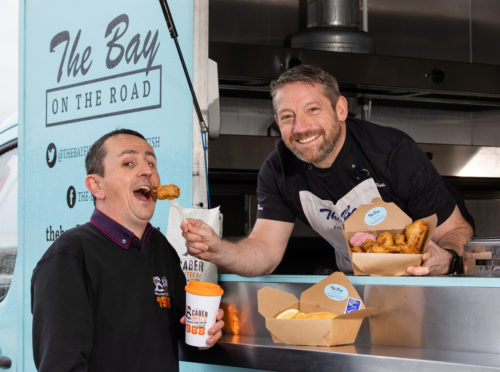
182,64 -> 473,277
31,129 -> 224,372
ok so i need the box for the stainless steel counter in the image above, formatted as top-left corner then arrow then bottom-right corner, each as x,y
181,335 -> 500,371
180,276 -> 500,371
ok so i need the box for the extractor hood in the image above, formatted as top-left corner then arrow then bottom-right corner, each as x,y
209,41 -> 500,108
290,0 -> 375,54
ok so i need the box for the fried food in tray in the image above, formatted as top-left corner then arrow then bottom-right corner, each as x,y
151,184 -> 180,200
350,220 -> 429,254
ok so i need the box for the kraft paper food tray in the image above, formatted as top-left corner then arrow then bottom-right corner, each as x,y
257,272 -> 376,346
343,198 -> 437,276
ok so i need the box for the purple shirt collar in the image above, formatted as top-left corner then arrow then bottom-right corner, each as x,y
90,209 -> 154,252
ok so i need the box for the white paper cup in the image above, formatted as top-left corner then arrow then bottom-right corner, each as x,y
185,280 -> 224,347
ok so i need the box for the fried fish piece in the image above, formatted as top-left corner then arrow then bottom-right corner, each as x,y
361,239 -> 376,252
376,231 -> 394,249
351,246 -> 364,253
394,233 -> 406,246
398,243 -> 415,254
151,184 -> 180,200
405,220 -> 429,254
367,244 -> 388,253
385,244 -> 402,253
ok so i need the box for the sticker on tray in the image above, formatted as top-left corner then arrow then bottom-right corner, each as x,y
324,284 -> 348,301
345,297 -> 362,313
364,207 -> 387,226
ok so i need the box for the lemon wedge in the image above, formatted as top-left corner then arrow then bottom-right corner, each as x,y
276,308 -> 299,319
296,312 -> 337,319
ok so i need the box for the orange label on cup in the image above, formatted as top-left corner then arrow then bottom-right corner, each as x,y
185,280 -> 224,297
186,324 -> 206,336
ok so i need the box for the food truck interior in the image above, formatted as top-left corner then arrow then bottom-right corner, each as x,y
180,4 -> 500,370
205,0 -> 500,275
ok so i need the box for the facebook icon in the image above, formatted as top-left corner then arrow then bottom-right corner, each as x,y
67,186 -> 76,208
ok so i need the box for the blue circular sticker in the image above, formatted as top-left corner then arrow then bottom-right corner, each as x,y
364,207 -> 387,226
324,284 -> 348,301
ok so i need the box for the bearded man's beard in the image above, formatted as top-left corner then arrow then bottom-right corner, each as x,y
287,135 -> 334,164
285,123 -> 342,165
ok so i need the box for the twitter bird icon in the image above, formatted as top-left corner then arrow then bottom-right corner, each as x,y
46,143 -> 57,168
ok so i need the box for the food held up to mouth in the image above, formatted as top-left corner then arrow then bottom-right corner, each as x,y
133,184 -> 180,200
151,184 -> 180,200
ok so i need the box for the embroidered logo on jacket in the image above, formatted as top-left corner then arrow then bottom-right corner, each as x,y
153,275 -> 171,309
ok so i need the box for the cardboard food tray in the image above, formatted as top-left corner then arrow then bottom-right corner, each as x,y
257,272 -> 376,346
343,198 -> 437,276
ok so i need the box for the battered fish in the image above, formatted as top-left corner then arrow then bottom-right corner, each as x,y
405,220 -> 429,254
151,184 -> 180,200
376,231 -> 394,249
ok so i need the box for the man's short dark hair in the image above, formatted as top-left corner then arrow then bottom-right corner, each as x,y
85,128 -> 146,176
270,64 -> 342,112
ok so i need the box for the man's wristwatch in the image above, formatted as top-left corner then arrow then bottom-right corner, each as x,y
444,248 -> 462,275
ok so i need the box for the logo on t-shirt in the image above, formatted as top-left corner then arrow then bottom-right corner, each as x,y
153,275 -> 171,309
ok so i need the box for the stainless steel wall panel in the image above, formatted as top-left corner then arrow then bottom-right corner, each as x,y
471,0 -> 500,64
471,110 -> 500,146
370,105 -> 475,145
368,0 -> 471,61
465,200 -> 500,237
220,97 -> 274,136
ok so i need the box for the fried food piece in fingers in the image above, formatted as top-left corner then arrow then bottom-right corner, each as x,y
405,219 -> 429,254
151,184 -> 180,200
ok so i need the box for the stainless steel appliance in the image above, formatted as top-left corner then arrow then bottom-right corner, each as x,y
464,238 -> 500,276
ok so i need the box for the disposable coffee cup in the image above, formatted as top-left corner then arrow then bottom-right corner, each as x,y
185,280 -> 224,347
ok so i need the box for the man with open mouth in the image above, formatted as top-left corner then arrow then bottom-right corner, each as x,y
31,128 -> 224,372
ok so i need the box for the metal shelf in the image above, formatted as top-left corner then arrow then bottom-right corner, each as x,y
209,42 -> 500,107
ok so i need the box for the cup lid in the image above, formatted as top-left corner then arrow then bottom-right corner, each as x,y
185,280 -> 224,296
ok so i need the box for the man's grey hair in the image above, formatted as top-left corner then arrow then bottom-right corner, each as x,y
270,65 -> 342,113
